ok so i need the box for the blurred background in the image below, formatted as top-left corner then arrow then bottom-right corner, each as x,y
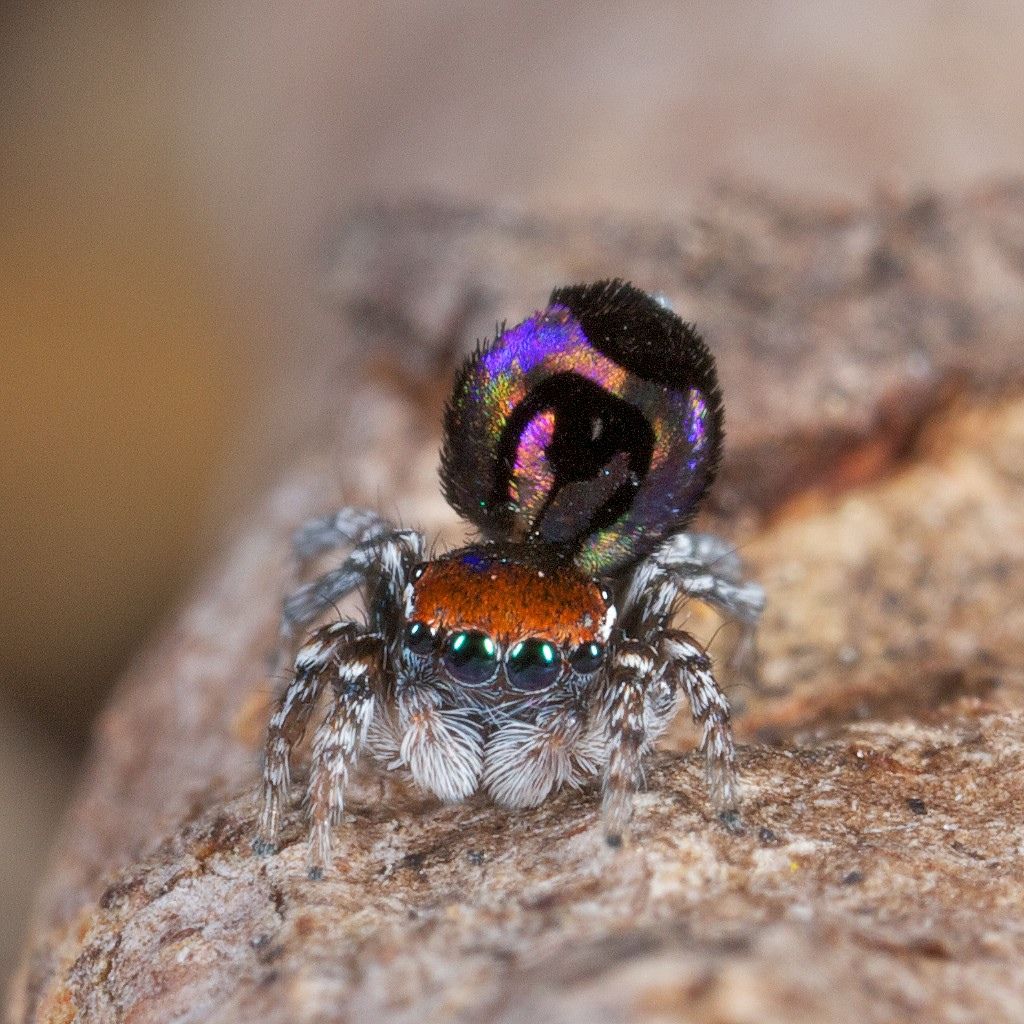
3,0 -> 1024,987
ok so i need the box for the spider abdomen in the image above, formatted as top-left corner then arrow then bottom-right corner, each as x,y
440,280 -> 723,575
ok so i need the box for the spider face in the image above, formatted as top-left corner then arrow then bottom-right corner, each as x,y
402,545 -> 614,695
257,280 -> 767,877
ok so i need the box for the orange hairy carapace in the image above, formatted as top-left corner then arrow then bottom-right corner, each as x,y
410,547 -> 608,646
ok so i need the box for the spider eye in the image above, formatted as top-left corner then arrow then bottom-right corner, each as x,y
570,641 -> 604,675
443,630 -> 498,685
506,638 -> 562,692
405,620 -> 436,656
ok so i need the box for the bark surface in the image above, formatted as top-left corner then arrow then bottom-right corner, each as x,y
11,187 -> 1024,1024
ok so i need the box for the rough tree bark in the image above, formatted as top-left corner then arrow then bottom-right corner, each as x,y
10,185 -> 1024,1024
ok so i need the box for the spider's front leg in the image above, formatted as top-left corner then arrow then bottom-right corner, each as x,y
599,628 -> 737,844
305,631 -> 383,878
600,639 -> 662,845
253,620 -> 383,875
255,621 -> 357,854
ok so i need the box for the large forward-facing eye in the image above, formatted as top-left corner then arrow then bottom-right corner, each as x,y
506,637 -> 563,692
443,630 -> 499,685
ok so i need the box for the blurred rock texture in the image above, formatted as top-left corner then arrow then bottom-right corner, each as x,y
11,189 -> 1024,1023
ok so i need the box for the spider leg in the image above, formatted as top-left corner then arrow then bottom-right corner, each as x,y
482,701 -> 588,808
279,538 -> 383,639
621,532 -> 765,627
619,533 -> 765,681
660,532 -> 746,582
279,526 -> 424,643
290,507 -> 395,566
305,632 -> 382,878
599,640 -> 661,845
661,628 -> 737,811
257,520 -> 420,873
674,572 -> 764,631
254,620 -> 361,855
598,627 -> 738,844
674,570 -> 764,682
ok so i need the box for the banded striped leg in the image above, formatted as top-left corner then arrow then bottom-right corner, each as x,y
661,629 -> 737,810
305,633 -> 382,878
281,536 -> 389,643
675,570 -> 764,682
620,534 -> 765,684
621,533 -> 765,635
600,640 -> 659,845
254,621 -> 360,856
290,507 -> 395,565
279,517 -> 421,646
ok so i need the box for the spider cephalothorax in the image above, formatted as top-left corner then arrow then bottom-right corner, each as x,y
255,280 -> 765,877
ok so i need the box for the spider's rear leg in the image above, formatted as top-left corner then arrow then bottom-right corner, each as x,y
277,507 -> 407,634
279,539 -> 383,645
277,523 -> 423,659
290,507 -> 395,566
621,533 -> 766,686
254,620 -> 361,856
677,572 -> 764,683
661,628 -> 737,811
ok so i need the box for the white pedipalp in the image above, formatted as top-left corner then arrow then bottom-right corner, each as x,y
397,694 -> 484,803
482,710 -> 585,808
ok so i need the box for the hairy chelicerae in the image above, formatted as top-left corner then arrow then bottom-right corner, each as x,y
254,280 -> 765,877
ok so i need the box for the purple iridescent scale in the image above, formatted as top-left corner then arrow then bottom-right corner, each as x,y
440,280 -> 723,576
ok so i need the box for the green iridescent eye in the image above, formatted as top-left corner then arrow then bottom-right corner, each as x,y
405,620 -> 436,656
506,637 -> 563,692
570,641 -> 603,674
443,630 -> 498,685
